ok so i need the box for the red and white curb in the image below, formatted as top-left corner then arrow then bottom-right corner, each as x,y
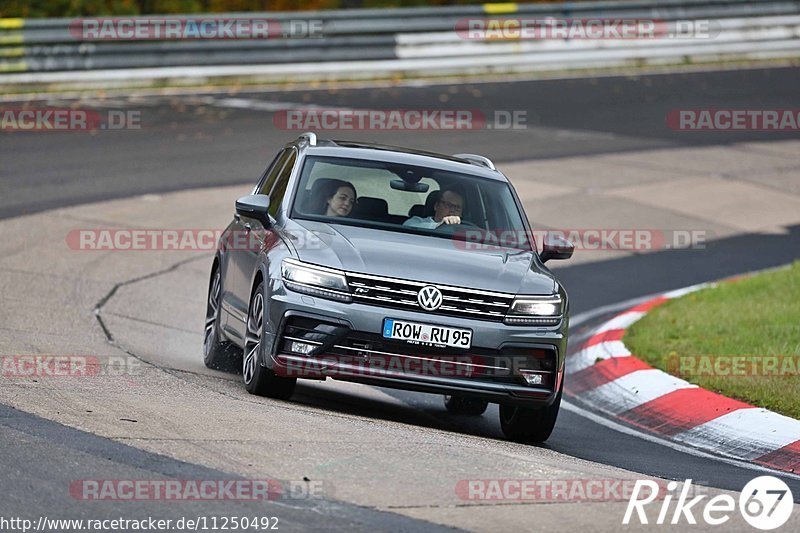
566,283 -> 800,474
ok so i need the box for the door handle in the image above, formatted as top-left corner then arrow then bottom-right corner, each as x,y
234,213 -> 241,222
244,223 -> 252,233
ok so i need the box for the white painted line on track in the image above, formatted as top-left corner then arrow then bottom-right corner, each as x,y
594,311 -> 646,333
565,270 -> 800,481
200,97 -> 353,113
569,295 -> 658,330
662,283 -> 713,299
561,400 -> 800,481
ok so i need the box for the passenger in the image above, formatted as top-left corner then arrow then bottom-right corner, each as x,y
324,180 -> 356,217
403,188 -> 464,229
312,179 -> 356,217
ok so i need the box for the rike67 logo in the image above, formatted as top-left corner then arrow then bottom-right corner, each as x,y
623,477 -> 794,530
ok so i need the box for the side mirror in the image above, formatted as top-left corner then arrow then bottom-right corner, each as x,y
540,234 -> 574,263
235,195 -> 271,226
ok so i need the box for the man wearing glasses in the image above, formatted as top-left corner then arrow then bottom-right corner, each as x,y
403,188 -> 465,229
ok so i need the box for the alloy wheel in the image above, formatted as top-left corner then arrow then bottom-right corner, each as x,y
243,290 -> 263,385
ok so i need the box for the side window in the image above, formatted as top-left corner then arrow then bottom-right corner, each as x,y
257,149 -> 291,195
268,150 -> 297,218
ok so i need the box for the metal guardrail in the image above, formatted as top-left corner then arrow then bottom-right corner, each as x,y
0,0 -> 798,82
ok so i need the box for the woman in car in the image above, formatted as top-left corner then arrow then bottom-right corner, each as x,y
306,179 -> 357,217
322,180 -> 356,217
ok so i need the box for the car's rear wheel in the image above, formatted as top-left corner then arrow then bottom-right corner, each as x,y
443,395 -> 488,416
203,266 -> 233,369
243,281 -> 296,399
499,388 -> 562,443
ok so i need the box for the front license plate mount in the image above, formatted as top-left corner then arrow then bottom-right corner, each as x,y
382,318 -> 472,349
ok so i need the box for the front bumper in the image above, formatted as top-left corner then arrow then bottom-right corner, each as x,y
265,279 -> 567,408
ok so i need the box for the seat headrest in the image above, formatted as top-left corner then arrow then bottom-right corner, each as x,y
408,204 -> 426,218
353,197 -> 388,218
301,178 -> 337,213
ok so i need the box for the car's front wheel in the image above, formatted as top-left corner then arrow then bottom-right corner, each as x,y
243,281 -> 296,399
499,387 -> 561,443
443,395 -> 488,416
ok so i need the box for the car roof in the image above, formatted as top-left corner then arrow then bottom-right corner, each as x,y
293,139 -> 508,182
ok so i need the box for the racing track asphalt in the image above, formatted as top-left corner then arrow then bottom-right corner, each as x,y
1,65 -> 799,220
0,403 -> 457,531
1,66 -> 799,527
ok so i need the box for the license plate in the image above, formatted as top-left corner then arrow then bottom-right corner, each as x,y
382,318 -> 472,349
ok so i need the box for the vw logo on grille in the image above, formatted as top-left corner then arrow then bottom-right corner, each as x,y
417,285 -> 443,311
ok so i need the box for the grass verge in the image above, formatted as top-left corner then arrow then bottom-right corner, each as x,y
624,261 -> 800,419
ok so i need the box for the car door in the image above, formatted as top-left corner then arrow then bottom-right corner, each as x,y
220,148 -> 292,340
223,148 -> 298,342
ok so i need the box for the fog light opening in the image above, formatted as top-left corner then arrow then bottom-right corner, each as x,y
286,340 -> 317,356
520,369 -> 546,386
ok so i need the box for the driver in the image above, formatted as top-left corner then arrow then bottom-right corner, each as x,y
403,188 -> 464,229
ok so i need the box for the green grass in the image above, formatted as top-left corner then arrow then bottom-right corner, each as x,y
624,261 -> 800,419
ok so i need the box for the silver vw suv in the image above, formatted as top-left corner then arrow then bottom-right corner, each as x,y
203,133 -> 573,443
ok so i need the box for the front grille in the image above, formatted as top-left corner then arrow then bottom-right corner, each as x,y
346,271 -> 514,321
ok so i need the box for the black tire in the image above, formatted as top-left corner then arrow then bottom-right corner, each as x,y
203,265 -> 233,369
243,281 -> 296,399
444,395 -> 489,416
499,387 -> 562,443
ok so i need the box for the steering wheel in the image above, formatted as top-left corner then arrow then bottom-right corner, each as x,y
455,219 -> 480,228
434,220 -> 481,235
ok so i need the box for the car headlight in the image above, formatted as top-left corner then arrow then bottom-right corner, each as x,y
504,295 -> 562,326
281,259 -> 352,303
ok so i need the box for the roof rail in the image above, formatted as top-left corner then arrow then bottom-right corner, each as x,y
453,153 -> 496,171
298,131 -> 317,146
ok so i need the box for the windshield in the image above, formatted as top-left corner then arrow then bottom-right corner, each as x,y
291,155 -> 533,251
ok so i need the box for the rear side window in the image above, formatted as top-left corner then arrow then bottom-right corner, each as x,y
258,149 -> 292,195
268,150 -> 297,217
